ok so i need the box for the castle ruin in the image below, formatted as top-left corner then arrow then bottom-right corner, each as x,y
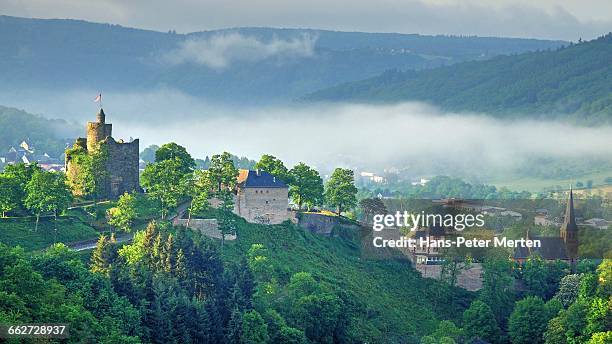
65,108 -> 140,199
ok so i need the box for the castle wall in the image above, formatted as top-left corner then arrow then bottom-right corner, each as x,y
235,187 -> 289,224
173,218 -> 237,241
104,139 -> 140,198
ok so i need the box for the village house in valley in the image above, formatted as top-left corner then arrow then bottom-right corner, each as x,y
65,108 -> 140,199
234,169 -> 290,224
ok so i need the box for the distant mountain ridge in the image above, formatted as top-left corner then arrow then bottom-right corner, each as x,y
305,34 -> 612,122
0,15 -> 566,105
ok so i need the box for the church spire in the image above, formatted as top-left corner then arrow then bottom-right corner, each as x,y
560,185 -> 579,260
563,185 -> 576,227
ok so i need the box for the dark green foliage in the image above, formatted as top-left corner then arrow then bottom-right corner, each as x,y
90,234 -> 117,276
0,243 -> 141,342
0,173 -> 20,217
324,168 -> 358,214
508,296 -> 549,344
359,197 -> 388,223
3,162 -> 41,208
24,169 -> 73,231
544,298 -> 564,320
255,154 -> 291,184
479,253 -> 515,326
462,300 -> 501,344
208,152 -> 239,193
154,142 -> 196,175
521,256 -> 569,300
307,34 -> 612,123
242,310 -> 269,344
196,154 -> 256,170
141,159 -> 188,218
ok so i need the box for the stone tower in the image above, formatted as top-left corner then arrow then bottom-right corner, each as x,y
66,108 -> 141,199
560,186 -> 579,260
86,108 -> 113,152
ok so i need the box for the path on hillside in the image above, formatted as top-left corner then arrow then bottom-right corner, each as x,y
67,201 -> 191,251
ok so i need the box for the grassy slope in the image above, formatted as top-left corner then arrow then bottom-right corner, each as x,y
0,217 -> 99,251
220,215 -> 473,342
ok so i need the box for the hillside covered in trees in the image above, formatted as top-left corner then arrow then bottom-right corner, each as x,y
0,105 -> 77,160
1,140 -> 611,343
306,34 -> 612,123
0,15 -> 565,104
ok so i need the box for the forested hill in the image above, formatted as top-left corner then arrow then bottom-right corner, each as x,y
305,34 -> 612,123
0,15 -> 565,104
0,106 -> 78,159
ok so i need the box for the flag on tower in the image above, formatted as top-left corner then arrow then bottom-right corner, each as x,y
94,94 -> 102,103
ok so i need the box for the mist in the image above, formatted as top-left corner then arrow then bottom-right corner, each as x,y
162,33 -> 317,69
3,88 -> 612,180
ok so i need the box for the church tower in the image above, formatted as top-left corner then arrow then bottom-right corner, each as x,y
560,186 -> 579,260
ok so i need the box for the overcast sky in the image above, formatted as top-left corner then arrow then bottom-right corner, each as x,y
1,0 -> 611,41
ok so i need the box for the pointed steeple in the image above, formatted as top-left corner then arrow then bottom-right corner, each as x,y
563,185 -> 576,228
96,108 -> 106,123
560,185 -> 579,260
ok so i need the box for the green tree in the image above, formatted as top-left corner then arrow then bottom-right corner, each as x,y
0,173 -> 20,217
141,159 -> 188,219
586,298 -> 610,337
508,296 -> 548,344
255,154 -> 291,183
324,168 -> 358,214
563,299 -> 590,342
186,169 -> 212,226
288,162 -> 323,210
462,300 -> 501,344
293,292 -> 342,344
522,256 -> 568,300
226,308 -> 243,344
596,259 -> 611,298
277,326 -> 307,344
90,234 -> 117,276
242,310 -> 269,344
140,144 -> 159,164
107,192 -> 137,232
479,253 -> 515,325
24,170 -> 72,231
544,315 -> 567,344
359,197 -> 387,223
155,142 -> 195,175
3,162 -> 41,204
208,152 -> 239,193
587,332 -> 612,344
425,320 -> 464,344
544,298 -> 563,320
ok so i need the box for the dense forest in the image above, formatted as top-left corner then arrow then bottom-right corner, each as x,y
306,34 -> 612,123
0,15 -> 564,104
1,141 -> 611,343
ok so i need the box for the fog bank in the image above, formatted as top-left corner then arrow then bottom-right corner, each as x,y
3,89 -> 612,178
